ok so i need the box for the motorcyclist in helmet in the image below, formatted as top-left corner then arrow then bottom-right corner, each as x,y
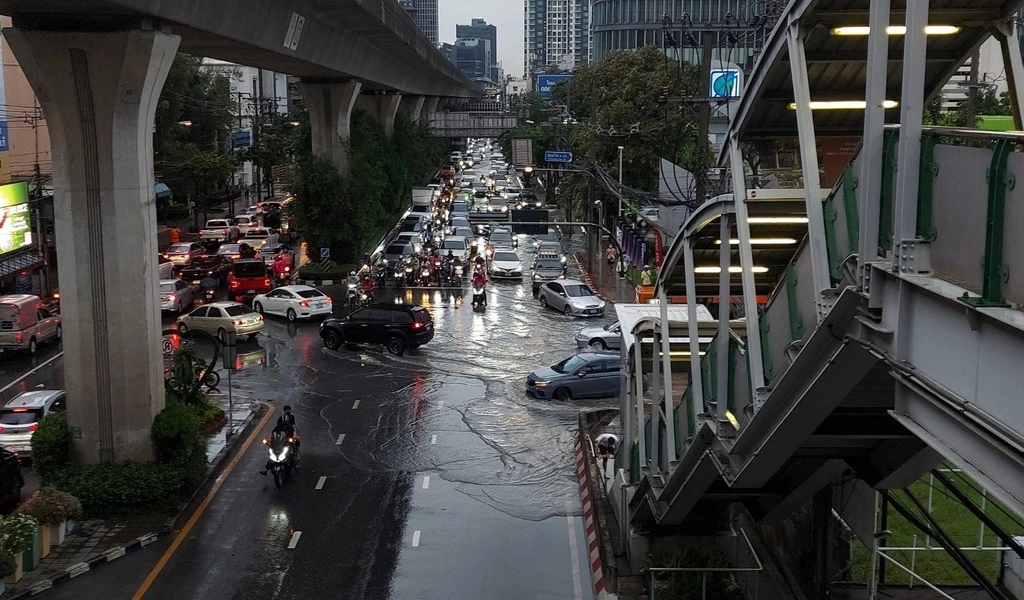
260,416 -> 296,476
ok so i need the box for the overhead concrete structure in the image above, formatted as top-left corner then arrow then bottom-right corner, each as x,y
398,95 -> 425,122
299,80 -> 362,176
0,0 -> 479,97
5,27 -> 179,463
358,93 -> 402,137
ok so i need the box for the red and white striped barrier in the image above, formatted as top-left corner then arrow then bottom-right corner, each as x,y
574,432 -> 614,599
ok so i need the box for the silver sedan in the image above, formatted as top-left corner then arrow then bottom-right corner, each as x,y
537,279 -> 606,318
575,322 -> 622,350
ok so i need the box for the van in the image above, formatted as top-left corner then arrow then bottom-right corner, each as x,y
0,295 -> 62,354
233,214 -> 260,236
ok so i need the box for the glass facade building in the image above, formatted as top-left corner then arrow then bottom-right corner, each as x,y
402,0 -> 438,45
591,0 -> 767,67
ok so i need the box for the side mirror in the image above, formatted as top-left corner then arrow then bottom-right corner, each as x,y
558,292 -> 566,297
575,371 -> 587,377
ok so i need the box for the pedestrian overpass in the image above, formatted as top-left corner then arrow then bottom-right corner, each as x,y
426,111 -> 518,138
614,0 -> 1024,589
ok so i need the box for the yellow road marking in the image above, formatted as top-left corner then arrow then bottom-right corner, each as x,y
131,406 -> 274,600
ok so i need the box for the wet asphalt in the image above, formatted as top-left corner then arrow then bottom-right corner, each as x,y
34,231 -> 615,600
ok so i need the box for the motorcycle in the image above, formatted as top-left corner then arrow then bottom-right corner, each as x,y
420,265 -> 432,287
360,280 -> 375,307
375,266 -> 388,289
472,284 -> 487,310
263,433 -> 297,489
347,282 -> 359,308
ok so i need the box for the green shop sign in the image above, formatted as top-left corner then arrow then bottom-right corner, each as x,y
0,181 -> 32,256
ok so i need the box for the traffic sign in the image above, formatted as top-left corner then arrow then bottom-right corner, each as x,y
544,151 -> 573,163
320,247 -> 330,259
231,130 -> 251,149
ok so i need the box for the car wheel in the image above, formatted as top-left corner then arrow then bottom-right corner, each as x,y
554,387 -> 572,401
540,296 -> 548,308
177,323 -> 189,334
589,339 -> 607,350
287,308 -> 297,322
564,305 -> 573,317
386,336 -> 406,356
323,329 -> 341,350
55,325 -> 62,341
254,302 -> 264,314
28,338 -> 37,355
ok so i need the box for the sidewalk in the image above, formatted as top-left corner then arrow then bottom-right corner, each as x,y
575,250 -> 637,305
5,393 -> 258,597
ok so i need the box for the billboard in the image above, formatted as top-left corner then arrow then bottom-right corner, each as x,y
709,69 -> 740,98
536,74 -> 573,100
0,182 -> 32,255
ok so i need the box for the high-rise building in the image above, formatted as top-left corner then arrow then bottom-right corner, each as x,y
454,39 -> 491,81
403,0 -> 438,45
525,0 -> 591,79
457,19 -> 499,83
590,0 -> 767,66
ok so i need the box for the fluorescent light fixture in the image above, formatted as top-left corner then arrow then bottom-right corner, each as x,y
657,351 -> 707,357
787,100 -> 898,110
747,216 -> 809,224
830,25 -> 961,36
725,410 -> 740,428
715,238 -> 798,245
694,266 -> 770,274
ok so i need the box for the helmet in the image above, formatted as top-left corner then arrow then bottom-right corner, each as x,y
350,271 -> 356,276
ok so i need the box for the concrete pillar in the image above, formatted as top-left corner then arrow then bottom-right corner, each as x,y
298,80 -> 361,176
357,93 -> 401,136
398,95 -> 425,122
5,28 -> 180,463
423,96 -> 441,121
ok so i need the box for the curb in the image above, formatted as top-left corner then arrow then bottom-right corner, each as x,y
573,255 -> 608,302
6,404 -> 268,600
574,430 -> 616,599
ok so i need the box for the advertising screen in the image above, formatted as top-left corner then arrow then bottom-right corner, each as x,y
536,74 -> 573,100
0,182 -> 32,255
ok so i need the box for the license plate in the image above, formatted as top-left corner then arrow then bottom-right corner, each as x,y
587,309 -> 599,314
314,302 -> 324,309
191,280 -> 201,285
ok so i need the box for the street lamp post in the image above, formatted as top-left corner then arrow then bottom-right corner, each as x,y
617,145 -> 624,216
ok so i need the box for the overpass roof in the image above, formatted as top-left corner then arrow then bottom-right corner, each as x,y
0,0 -> 478,97
731,0 -> 1024,140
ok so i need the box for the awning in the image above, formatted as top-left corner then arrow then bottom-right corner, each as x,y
155,183 -> 172,198
0,249 -> 44,280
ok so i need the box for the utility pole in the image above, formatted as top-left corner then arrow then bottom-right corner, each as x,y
694,32 -> 715,204
232,91 -> 244,218
254,72 -> 263,203
964,49 -> 982,127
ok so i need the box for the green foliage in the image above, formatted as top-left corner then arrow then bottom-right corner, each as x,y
243,112 -> 307,195
155,54 -> 238,218
48,461 -> 186,517
191,400 -> 225,431
163,203 -> 190,222
297,262 -> 350,282
151,400 -> 208,490
288,108 -> 443,264
165,343 -> 212,407
0,551 -> 14,578
17,487 -> 82,525
31,412 -> 71,480
646,544 -> 741,600
0,514 -> 39,555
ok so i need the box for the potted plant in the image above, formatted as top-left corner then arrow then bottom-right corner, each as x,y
17,487 -> 82,556
0,551 -> 14,594
0,514 -> 38,584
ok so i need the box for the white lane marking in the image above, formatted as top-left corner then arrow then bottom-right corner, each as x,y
437,400 -> 443,409
0,351 -> 63,395
566,513 -> 584,600
422,476 -> 430,490
430,435 -> 437,445
315,476 -> 326,490
287,531 -> 302,549
352,399 -> 360,409
335,433 -> 346,445
411,530 -> 421,547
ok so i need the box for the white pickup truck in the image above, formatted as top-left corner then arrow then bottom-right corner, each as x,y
199,219 -> 239,243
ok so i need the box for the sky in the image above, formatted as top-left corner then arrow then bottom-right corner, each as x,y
438,0 -> 524,79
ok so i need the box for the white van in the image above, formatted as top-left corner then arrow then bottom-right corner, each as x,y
0,295 -> 62,354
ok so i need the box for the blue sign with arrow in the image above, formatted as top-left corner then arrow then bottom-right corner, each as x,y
544,151 -> 573,163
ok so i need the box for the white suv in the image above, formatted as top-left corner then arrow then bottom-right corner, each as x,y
0,390 -> 66,457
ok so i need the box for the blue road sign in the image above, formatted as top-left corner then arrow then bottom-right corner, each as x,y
320,247 -> 330,259
544,151 -> 573,163
231,130 -> 251,149
536,74 -> 573,100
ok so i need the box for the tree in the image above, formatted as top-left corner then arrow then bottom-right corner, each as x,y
182,150 -> 237,224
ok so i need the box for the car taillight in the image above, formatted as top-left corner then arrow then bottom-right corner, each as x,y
168,293 -> 176,302
233,319 -> 243,326
0,426 -> 4,433
263,278 -> 271,287
29,424 -> 37,432
222,229 -> 228,235
412,321 -> 423,329
230,280 -> 239,289
300,300 -> 310,308
285,266 -> 290,272
14,333 -> 22,343
326,297 -> 333,304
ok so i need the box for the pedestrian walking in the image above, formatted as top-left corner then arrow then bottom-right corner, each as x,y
617,252 -> 632,279
605,244 -> 618,266
595,433 -> 619,472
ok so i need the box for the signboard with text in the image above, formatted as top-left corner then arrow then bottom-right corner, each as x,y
0,182 -> 32,256
544,151 -> 573,163
536,74 -> 573,100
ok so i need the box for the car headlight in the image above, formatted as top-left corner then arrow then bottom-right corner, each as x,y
533,274 -> 541,281
534,381 -> 549,387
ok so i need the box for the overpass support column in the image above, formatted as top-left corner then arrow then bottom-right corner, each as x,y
423,97 -> 441,122
358,93 -> 401,137
398,95 -> 426,122
299,81 -> 362,176
4,28 -> 180,463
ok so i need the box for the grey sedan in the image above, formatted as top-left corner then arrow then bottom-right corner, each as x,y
538,280 -> 606,317
525,352 -> 620,401
575,322 -> 622,350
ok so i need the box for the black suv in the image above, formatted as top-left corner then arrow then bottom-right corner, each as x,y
320,304 -> 434,356
0,448 -> 23,512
